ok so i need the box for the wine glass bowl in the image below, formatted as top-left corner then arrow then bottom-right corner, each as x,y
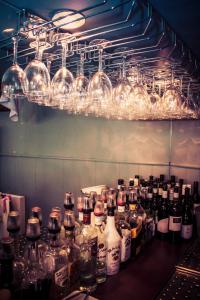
1,64 -> 28,99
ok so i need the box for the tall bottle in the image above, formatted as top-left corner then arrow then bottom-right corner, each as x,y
151,184 -> 159,234
94,200 -> 107,283
104,201 -> 121,276
75,197 -> 97,292
0,237 -> 14,291
192,181 -> 200,213
115,192 -> 131,264
63,211 -> 80,291
157,185 -> 169,239
7,211 -> 26,286
128,191 -> 143,257
181,187 -> 193,240
168,186 -> 182,243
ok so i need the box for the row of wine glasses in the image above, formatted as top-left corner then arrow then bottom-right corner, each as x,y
1,35 -> 199,120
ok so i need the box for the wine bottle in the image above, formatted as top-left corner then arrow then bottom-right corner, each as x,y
181,187 -> 193,240
157,185 -> 169,240
168,186 -> 182,243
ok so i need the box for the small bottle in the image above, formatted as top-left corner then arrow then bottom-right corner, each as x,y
181,187 -> 193,240
104,205 -> 121,275
168,186 -> 182,243
157,185 -> 169,240
94,200 -> 107,284
45,213 -> 69,299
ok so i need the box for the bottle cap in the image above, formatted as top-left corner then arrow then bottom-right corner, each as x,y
31,206 -> 42,225
64,192 -> 74,210
7,211 -> 20,233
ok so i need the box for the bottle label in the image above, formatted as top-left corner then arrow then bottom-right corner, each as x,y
95,215 -> 103,226
78,212 -> 83,222
129,204 -> 136,211
157,218 -> 169,233
158,188 -> 163,196
181,224 -> 193,239
104,202 -> 107,210
118,206 -> 125,213
83,213 -> 91,225
97,242 -> 107,262
147,193 -> 153,199
131,221 -> 142,238
106,241 -> 121,275
162,191 -> 168,198
89,237 -> 98,258
134,178 -> 139,186
55,265 -> 68,287
169,216 -> 182,231
121,229 -> 131,262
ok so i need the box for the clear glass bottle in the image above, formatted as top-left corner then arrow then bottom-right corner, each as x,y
44,212 -> 69,300
94,200 -> 107,283
63,210 -> 80,291
104,203 -> 121,276
75,197 -> 97,292
115,193 -> 131,264
21,218 -> 49,299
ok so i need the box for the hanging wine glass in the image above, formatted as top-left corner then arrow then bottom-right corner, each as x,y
149,75 -> 162,119
73,51 -> 89,115
185,81 -> 199,119
51,33 -> 74,111
1,36 -> 28,100
162,69 -> 182,119
88,39 -> 112,118
128,66 -> 151,120
112,57 -> 132,120
25,33 -> 51,105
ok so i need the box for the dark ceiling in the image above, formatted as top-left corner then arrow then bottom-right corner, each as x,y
0,0 -> 199,56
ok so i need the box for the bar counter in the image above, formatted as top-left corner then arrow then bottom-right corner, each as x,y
94,239 -> 191,300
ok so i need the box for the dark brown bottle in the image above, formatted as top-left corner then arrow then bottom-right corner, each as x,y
181,187 -> 193,240
168,186 -> 182,243
157,185 -> 169,240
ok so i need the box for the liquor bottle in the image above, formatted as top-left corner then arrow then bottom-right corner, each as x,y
104,205 -> 121,275
101,188 -> 109,212
151,185 -> 159,235
128,199 -> 143,258
62,211 -> 80,291
7,211 -> 26,285
0,237 -> 14,290
94,200 -> 107,283
192,181 -> 200,213
157,185 -> 169,239
144,187 -> 155,243
45,212 -> 69,299
75,197 -> 97,292
170,175 -> 176,188
168,186 -> 182,243
89,191 -> 98,227
178,179 -> 184,202
21,218 -> 49,300
115,192 -> 131,264
181,187 -> 193,240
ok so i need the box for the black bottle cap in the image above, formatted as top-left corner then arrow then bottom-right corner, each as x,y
170,175 -> 176,183
160,174 -> 165,182
185,187 -> 190,198
163,184 -> 168,191
107,207 -> 115,216
174,186 -> 179,193
179,178 -> 184,185
135,175 -> 140,179
149,175 -> 154,181
118,178 -> 124,185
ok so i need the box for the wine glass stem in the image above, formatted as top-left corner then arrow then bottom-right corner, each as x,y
98,48 -> 103,72
62,42 -> 67,68
13,37 -> 18,65
80,52 -> 84,75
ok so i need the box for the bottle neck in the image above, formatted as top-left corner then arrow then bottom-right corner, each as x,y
83,210 -> 91,225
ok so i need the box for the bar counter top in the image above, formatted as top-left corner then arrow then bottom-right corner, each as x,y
94,239 -> 191,300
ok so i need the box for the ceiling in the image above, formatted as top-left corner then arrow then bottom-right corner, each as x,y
0,0 -> 200,86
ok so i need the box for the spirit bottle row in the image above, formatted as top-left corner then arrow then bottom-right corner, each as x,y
0,174 -> 200,299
